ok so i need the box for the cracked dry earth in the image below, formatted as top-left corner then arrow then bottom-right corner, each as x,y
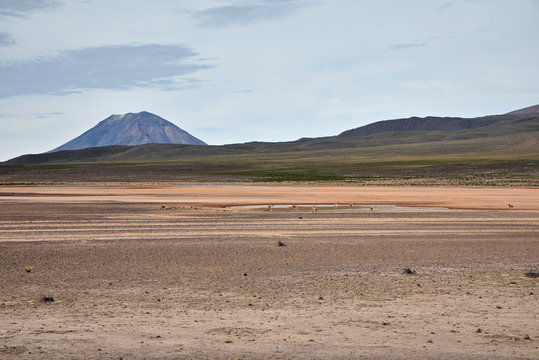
0,185 -> 538,359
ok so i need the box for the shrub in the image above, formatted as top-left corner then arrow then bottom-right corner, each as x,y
41,295 -> 55,302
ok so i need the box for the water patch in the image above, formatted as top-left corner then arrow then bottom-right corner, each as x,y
226,204 -> 448,211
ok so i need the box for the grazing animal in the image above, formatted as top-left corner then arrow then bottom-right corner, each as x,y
312,205 -> 317,213
370,206 -> 375,212
291,204 -> 297,209
267,205 -> 273,211
334,203 -> 339,208
508,203 -> 514,209
350,203 -> 354,208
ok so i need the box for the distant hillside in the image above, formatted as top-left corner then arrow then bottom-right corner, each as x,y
2,104 -> 538,186
338,104 -> 539,139
50,111 -> 206,152
505,104 -> 539,116
4,104 -> 538,167
338,115 -> 512,138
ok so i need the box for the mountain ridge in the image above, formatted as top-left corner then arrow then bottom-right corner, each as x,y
4,104 -> 538,165
337,114 -> 519,138
338,104 -> 539,139
505,104 -> 539,116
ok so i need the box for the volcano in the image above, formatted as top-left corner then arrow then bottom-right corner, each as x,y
50,111 -> 206,152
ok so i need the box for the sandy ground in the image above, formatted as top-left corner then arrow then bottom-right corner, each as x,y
1,185 -> 539,210
0,185 -> 538,359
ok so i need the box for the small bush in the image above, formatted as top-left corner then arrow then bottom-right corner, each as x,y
24,266 -> 32,273
41,295 -> 54,302
403,268 -> 416,275
524,270 -> 539,278
277,241 -> 287,247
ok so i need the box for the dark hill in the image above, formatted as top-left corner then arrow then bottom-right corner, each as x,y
337,115 -> 511,138
505,104 -> 539,116
50,111 -> 206,152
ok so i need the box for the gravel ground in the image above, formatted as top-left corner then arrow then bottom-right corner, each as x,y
0,186 -> 538,359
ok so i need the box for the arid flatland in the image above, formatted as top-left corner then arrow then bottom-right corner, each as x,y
0,185 -> 538,359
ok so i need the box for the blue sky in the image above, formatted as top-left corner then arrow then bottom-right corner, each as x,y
0,0 -> 538,160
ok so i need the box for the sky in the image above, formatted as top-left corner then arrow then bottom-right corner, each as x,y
0,0 -> 538,161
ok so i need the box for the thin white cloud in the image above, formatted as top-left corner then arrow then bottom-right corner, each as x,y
194,0 -> 311,27
34,111 -> 64,118
439,2 -> 455,11
389,43 -> 428,51
0,44 -> 212,98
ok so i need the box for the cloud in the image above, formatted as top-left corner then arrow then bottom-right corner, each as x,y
439,2 -> 455,11
389,43 -> 427,51
0,0 -> 61,17
0,44 -> 212,98
0,32 -> 15,46
194,0 -> 309,28
34,112 -> 64,118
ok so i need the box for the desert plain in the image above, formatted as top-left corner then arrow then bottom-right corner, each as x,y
0,185 -> 538,359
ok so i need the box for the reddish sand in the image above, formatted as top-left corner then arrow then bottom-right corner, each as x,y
0,185 -> 537,359
1,185 -> 538,210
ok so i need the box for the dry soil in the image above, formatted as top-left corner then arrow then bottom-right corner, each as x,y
0,185 -> 538,359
